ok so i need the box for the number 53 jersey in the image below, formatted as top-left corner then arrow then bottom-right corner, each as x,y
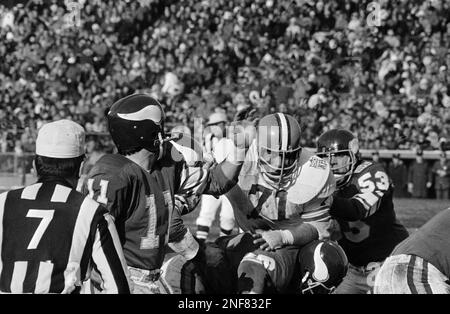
335,161 -> 409,267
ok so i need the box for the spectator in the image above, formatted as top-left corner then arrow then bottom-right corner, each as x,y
407,150 -> 429,198
388,154 -> 408,198
428,151 -> 450,200
0,0 -> 448,165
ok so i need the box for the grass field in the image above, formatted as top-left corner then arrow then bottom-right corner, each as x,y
393,198 -> 449,233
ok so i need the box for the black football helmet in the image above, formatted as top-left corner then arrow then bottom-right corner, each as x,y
298,240 -> 349,294
107,94 -> 167,159
316,129 -> 360,187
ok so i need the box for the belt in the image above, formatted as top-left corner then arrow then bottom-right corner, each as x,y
128,266 -> 161,282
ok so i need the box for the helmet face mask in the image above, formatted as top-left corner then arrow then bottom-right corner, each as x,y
301,276 -> 337,294
317,149 -> 356,187
256,113 -> 302,190
316,130 -> 359,188
258,146 -> 301,182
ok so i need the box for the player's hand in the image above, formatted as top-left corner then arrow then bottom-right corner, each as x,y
229,106 -> 259,150
426,182 -> 432,188
229,119 -> 256,150
255,231 -> 285,251
233,106 -> 257,122
252,233 -> 272,251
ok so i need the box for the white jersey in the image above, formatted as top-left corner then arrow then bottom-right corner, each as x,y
237,141 -> 336,239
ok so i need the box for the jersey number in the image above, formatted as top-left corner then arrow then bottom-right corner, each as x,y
141,191 -> 173,250
26,209 -> 55,249
357,171 -> 389,193
87,179 -> 109,205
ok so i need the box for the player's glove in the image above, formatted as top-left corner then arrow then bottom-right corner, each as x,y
229,106 -> 258,150
253,230 -> 294,251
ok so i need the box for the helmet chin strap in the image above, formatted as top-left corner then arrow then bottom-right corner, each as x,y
154,132 -> 183,160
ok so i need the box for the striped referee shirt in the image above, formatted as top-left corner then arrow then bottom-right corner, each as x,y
0,180 -> 130,294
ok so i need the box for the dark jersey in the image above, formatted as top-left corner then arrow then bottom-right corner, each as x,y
392,208 -> 450,278
83,142 -> 234,271
335,161 -> 409,266
0,181 -> 129,294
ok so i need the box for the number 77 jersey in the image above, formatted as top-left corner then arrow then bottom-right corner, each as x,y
335,161 -> 409,267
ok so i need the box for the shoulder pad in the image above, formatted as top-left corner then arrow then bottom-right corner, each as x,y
287,154 -> 333,204
87,154 -> 133,190
354,161 -> 373,174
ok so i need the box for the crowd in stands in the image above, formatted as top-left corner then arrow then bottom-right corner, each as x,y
0,0 -> 450,156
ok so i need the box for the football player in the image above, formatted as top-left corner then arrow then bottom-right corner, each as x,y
374,207 -> 450,294
221,112 -> 337,294
83,94 -> 251,293
316,129 -> 409,294
161,238 -> 349,294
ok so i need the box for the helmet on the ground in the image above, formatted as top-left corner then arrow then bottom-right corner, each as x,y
298,240 -> 349,294
107,94 -> 166,158
316,129 -> 359,187
256,113 -> 302,189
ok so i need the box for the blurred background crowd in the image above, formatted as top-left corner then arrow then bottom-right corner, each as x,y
0,0 -> 449,197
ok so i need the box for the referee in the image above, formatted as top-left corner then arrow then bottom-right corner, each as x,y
0,120 -> 130,294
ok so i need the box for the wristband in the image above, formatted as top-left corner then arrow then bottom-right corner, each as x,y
168,230 -> 199,260
280,230 -> 294,245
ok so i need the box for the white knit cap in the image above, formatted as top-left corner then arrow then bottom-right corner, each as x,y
36,119 -> 85,158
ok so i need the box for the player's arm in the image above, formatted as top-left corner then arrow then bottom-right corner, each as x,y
177,119 -> 255,197
167,195 -> 201,260
330,165 -> 390,221
255,222 -> 320,251
258,193 -> 334,250
90,208 -> 131,294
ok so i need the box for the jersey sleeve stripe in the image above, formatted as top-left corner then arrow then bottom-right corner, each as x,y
50,184 -> 72,203
300,207 -> 329,220
179,166 -> 206,194
353,195 -> 372,211
302,212 -> 331,222
20,183 -> 42,200
34,261 -> 54,294
10,261 -> 27,293
357,192 -> 379,207
64,197 -> 99,292
0,192 -> 6,279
